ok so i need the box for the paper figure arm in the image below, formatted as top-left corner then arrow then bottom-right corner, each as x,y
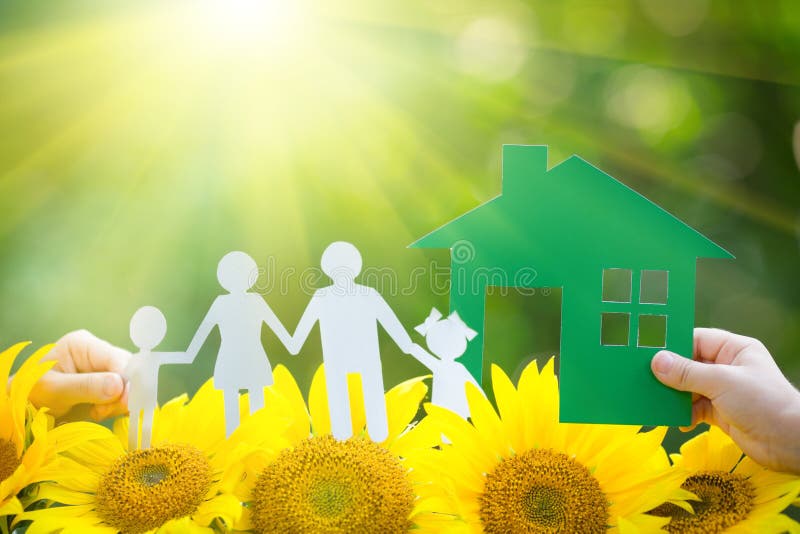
159,352 -> 191,364
374,292 -> 414,354
409,343 -> 439,371
259,299 -> 294,353
121,359 -> 136,382
185,299 -> 220,363
287,295 -> 320,355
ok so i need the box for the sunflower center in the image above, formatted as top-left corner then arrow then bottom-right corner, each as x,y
0,439 -> 20,483
522,485 -> 567,526
96,444 -> 212,534
250,435 -> 414,533
649,470 -> 755,533
480,448 -> 609,533
139,464 -> 169,487
308,478 -> 354,518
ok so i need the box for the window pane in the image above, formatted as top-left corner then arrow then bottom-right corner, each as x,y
640,270 -> 669,304
601,312 -> 630,346
638,314 -> 667,348
602,268 -> 632,303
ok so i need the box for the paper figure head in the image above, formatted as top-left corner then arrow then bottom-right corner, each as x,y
321,241 -> 362,283
415,308 -> 478,361
130,306 -> 167,351
217,251 -> 258,293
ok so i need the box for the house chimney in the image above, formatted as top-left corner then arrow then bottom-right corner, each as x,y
501,145 -> 548,196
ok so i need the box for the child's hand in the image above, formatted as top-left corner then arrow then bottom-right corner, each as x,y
29,330 -> 131,422
651,328 -> 800,474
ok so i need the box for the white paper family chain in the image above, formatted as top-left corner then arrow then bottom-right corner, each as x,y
125,242 -> 484,448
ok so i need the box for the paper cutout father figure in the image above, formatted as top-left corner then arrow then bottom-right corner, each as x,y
288,241 -> 416,442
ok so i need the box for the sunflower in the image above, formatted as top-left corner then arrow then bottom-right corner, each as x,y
18,379 -> 290,534
648,425 -> 800,533
234,363 -> 444,533
1,342 -> 107,521
404,358 -> 693,533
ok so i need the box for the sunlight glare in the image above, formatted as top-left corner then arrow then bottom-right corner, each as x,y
193,0 -> 306,52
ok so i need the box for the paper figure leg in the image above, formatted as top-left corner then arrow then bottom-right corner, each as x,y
129,410 -> 139,451
360,369 -> 389,442
249,386 -> 264,414
326,370 -> 353,441
141,409 -> 154,450
224,390 -> 240,438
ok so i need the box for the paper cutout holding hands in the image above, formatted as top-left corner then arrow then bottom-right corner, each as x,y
288,242 -> 416,442
410,308 -> 483,419
125,306 -> 191,450
185,251 -> 294,437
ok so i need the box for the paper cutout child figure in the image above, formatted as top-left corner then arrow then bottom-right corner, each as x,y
124,306 -> 190,450
185,251 -> 294,437
410,308 -> 483,420
289,241 -> 416,443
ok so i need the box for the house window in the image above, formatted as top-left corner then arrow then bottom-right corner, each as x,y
638,314 -> 667,348
602,268 -> 632,302
600,268 -> 670,347
601,313 -> 630,346
640,270 -> 668,304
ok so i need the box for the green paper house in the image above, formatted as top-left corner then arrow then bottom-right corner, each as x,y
410,145 -> 732,426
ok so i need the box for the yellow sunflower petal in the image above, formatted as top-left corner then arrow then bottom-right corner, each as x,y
490,363 -> 525,452
384,375 -> 428,444
269,364 -> 311,441
0,496 -> 23,516
346,372 -> 367,436
308,364 -> 331,435
464,381 -> 507,457
0,342 -> 30,397
678,426 -> 743,472
193,492 -> 242,529
391,416 -> 444,457
517,357 -> 562,450
156,517 -> 216,534
49,422 -> 113,452
37,483 -> 96,505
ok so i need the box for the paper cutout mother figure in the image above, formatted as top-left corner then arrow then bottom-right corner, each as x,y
185,251 -> 294,437
288,241 -> 415,442
125,306 -> 191,450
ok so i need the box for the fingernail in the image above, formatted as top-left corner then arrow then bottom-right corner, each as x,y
652,351 -> 676,375
103,374 -> 122,398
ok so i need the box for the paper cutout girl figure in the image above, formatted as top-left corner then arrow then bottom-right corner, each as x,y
288,241 -> 416,443
185,251 -> 294,437
409,308 -> 483,420
124,306 -> 191,450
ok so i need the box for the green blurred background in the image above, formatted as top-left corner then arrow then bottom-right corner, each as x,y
1,0 -> 799,452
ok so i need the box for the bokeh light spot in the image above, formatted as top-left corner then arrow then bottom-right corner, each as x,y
605,65 -> 693,137
455,16 -> 529,82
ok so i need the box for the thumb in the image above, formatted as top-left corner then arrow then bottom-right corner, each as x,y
44,371 -> 126,406
651,350 -> 732,398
